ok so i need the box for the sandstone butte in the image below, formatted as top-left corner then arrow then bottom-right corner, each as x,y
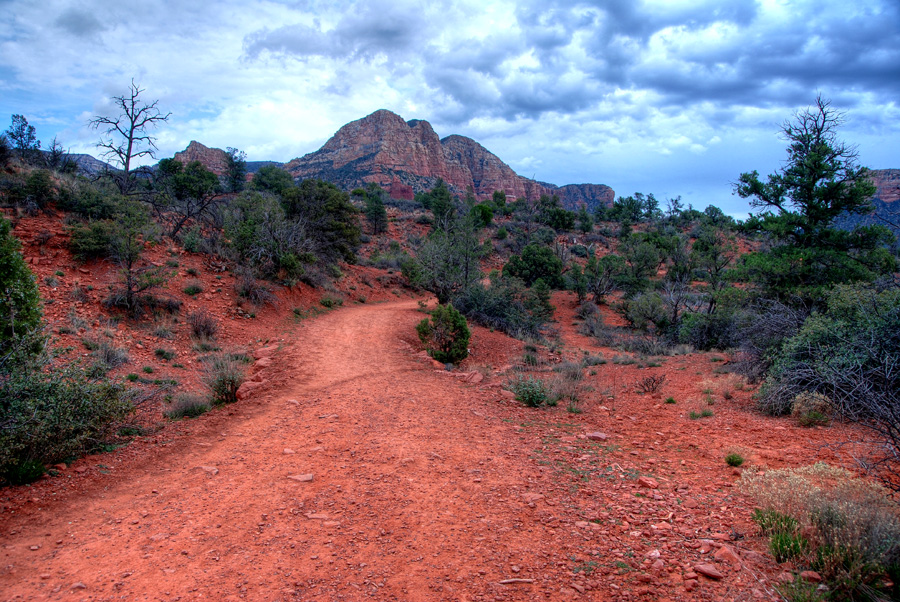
283,109 -> 615,210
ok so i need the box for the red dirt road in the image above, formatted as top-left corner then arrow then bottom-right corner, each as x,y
1,299 -> 854,601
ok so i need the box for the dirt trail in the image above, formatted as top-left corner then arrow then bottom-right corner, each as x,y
2,299 -> 859,601
1,301 -> 570,601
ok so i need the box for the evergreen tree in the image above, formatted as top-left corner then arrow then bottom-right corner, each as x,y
735,95 -> 896,302
364,183 -> 388,235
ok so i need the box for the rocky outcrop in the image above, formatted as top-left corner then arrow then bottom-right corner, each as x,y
285,109 -> 614,211
869,169 -> 900,204
834,168 -> 900,236
173,141 -> 229,176
555,183 -> 616,211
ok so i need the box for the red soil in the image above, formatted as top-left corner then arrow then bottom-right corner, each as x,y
0,211 -> 873,601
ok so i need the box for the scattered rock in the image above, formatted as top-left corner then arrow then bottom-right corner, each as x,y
638,476 -> 659,489
585,432 -> 609,441
800,571 -> 823,583
283,448 -> 295,454
714,544 -> 741,565
288,474 -> 314,482
74,466 -> 87,474
464,371 -> 484,384
236,380 -> 264,400
198,466 -> 218,475
522,493 -> 544,503
71,582 -> 87,590
693,564 -> 724,580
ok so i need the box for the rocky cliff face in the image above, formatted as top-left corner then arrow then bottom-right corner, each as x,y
870,169 -> 900,204
173,141 -> 229,176
284,110 -> 614,211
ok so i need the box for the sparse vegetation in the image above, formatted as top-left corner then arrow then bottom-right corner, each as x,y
202,352 -> 247,405
164,393 -> 210,419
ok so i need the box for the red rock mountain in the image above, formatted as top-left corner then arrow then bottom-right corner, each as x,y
173,141 -> 229,176
284,109 -> 614,210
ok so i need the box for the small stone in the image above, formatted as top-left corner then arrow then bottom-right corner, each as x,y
586,432 -> 609,441
638,476 -> 659,489
693,564 -> 724,580
714,544 -> 741,565
199,466 -> 218,475
800,571 -> 823,583
522,493 -> 544,503
283,448 -> 295,455
288,474 -> 314,482
29,545 -> 40,551
74,466 -> 87,474
684,579 -> 698,591
52,463 -> 67,471
652,559 -> 665,571
71,582 -> 87,590
40,574 -> 51,580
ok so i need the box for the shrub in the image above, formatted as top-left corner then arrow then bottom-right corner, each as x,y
0,217 -> 42,347
742,463 -> 900,599
182,280 -> 203,296
507,374 -> 551,407
757,285 -> 900,487
154,348 -> 175,361
416,303 -> 470,364
665,397 -> 676,404
1,331 -> 129,484
635,374 -> 666,394
503,244 -> 564,288
202,353 -> 247,405
164,393 -> 210,419
319,296 -> 343,308
792,391 -> 832,427
187,310 -> 218,339
235,273 -> 277,306
452,277 -> 546,339
725,453 -> 745,467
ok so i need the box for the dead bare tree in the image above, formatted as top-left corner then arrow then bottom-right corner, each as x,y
89,80 -> 170,194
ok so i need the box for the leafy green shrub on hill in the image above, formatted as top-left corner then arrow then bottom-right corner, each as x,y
503,244 -> 564,289
1,329 -> 129,485
0,217 -> 42,346
416,303 -> 470,365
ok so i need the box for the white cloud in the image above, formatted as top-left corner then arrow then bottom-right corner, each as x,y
0,0 -> 896,215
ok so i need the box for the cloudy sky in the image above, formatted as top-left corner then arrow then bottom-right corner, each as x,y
2,0 -> 898,216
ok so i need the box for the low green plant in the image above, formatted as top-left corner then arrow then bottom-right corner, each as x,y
665,397 -> 676,404
319,296 -> 343,308
164,393 -> 211,419
770,531 -> 809,562
142,366 -> 154,374
154,348 -> 175,361
182,280 -> 203,296
507,374 -> 551,407
726,453 -> 745,467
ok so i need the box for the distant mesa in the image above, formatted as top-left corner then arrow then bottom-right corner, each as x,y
283,109 -> 615,211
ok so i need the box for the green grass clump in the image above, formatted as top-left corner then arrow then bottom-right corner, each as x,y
164,393 -> 211,419
665,397 -> 676,404
726,453 -> 745,467
154,348 -> 175,361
